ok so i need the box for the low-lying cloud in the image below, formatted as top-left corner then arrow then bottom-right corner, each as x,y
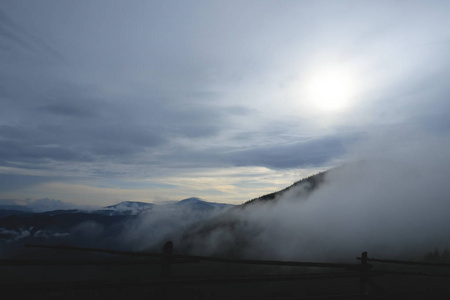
1,131 -> 450,263
118,204 -> 232,252
167,132 -> 450,262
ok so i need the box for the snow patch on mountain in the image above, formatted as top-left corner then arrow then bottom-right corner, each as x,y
102,201 -> 155,215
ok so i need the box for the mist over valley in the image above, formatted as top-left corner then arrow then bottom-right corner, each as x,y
2,134 -> 450,264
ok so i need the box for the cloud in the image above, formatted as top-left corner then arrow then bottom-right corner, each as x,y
0,227 -> 31,242
25,198 -> 87,212
1,0 -> 450,205
229,135 -> 357,169
0,9 -> 62,60
38,103 -> 97,118
1,131 -> 449,262
0,198 -> 234,257
114,202 -> 233,252
0,174 -> 57,192
0,9 -> 38,52
0,197 -> 99,212
172,132 -> 450,261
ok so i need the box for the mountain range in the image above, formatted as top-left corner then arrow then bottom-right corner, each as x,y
0,173 -> 326,258
0,196 -> 236,255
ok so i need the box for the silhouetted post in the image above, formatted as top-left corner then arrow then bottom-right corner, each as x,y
161,241 -> 173,279
359,251 -> 368,299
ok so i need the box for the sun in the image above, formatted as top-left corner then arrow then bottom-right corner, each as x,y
303,64 -> 359,113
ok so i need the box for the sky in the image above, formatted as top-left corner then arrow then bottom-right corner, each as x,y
1,0 -> 450,206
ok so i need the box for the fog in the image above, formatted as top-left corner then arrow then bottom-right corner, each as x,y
1,131 -> 450,263
116,203 -> 231,252
165,131 -> 450,262
0,200 -> 232,258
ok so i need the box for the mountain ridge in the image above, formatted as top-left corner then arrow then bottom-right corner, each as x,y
0,172 -> 327,256
242,170 -> 327,206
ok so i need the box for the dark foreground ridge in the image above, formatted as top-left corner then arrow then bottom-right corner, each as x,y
243,170 -> 327,206
2,243 -> 450,299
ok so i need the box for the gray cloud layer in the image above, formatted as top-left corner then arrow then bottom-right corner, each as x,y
1,1 -> 450,203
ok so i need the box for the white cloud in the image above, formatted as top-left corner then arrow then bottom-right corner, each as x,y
175,132 -> 450,261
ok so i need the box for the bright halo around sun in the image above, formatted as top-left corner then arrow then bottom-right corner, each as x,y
303,64 -> 360,113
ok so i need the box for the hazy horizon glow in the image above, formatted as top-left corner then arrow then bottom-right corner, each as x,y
1,1 -> 450,205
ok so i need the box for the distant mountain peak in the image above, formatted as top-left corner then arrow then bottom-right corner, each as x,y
105,201 -> 154,209
175,197 -> 232,211
178,197 -> 203,203
102,201 -> 154,215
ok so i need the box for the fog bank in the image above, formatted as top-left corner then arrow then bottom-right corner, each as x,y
171,132 -> 450,262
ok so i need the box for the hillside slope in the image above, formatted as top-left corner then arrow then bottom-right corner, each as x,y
243,170 -> 327,206
175,171 -> 329,257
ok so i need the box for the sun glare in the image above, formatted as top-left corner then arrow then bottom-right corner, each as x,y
303,64 -> 359,113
